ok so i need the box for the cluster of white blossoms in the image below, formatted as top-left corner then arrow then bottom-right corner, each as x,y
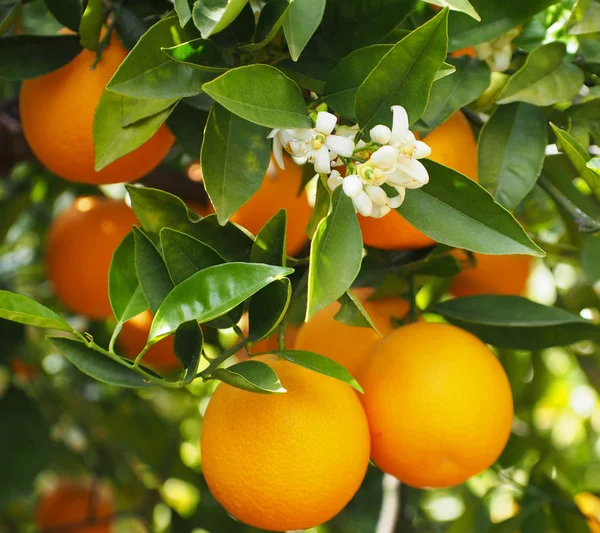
270,105 -> 431,218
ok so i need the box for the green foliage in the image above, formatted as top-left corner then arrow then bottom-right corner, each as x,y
212,359 -> 287,393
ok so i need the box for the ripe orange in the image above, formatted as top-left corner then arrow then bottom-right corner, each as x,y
37,480 -> 113,533
237,323 -> 300,361
19,32 -> 174,184
201,354 -> 370,531
451,46 -> 477,58
294,297 -> 402,376
451,251 -> 532,297
118,310 -> 181,371
575,492 -> 600,533
357,322 -> 513,488
360,111 -> 478,250
230,156 -> 312,256
46,196 -> 138,319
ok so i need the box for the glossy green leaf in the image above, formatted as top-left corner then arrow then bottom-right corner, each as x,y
93,91 -> 175,170
45,0 -> 83,31
0,290 -> 73,332
321,0 -> 417,57
50,337 -> 151,388
174,0 -> 193,27
276,55 -> 333,93
0,35 -> 82,80
212,360 -> 286,393
434,296 -> 600,349
478,103 -> 547,210
335,291 -> 381,334
448,0 -> 558,50
109,232 -> 148,323
324,44 -> 391,119
166,101 -> 208,156
78,0 -> 103,50
250,209 -> 287,266
434,61 -> 456,81
582,234 -> 600,282
587,157 -> 600,176
160,228 -> 225,285
121,96 -> 179,126
149,263 -> 294,340
161,38 -> 227,72
399,160 -> 544,256
275,350 -> 363,392
133,227 -> 174,314
193,215 -> 254,261
193,0 -> 249,38
425,0 -> 479,20
240,0 -> 290,52
201,104 -> 271,223
114,6 -> 149,49
107,16 -> 212,99
174,321 -> 203,382
248,279 -> 291,343
307,188 -> 363,320
202,65 -> 312,129
568,0 -> 600,35
355,8 -> 449,131
283,0 -> 326,61
498,42 -> 584,106
416,56 -> 490,133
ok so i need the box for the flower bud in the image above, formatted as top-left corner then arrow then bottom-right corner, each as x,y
370,125 -> 392,145
342,174 -> 364,198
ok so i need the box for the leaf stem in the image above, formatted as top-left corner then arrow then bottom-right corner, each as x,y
198,339 -> 249,379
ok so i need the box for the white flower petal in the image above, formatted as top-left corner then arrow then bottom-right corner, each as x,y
414,140 -> 432,159
315,111 -> 337,135
272,134 -> 285,169
370,145 -> 397,171
353,191 -> 373,217
370,204 -> 392,219
370,125 -> 392,145
327,170 -> 343,191
325,135 -> 355,158
387,187 -> 406,208
313,145 -> 332,174
366,185 -> 388,206
391,105 -> 410,143
493,44 -> 512,72
268,128 -> 280,139
343,174 -> 363,198
292,155 -> 308,166
394,158 -> 429,188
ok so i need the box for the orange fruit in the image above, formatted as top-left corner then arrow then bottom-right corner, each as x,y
10,359 -> 37,382
360,111 -> 478,250
37,480 -> 113,533
575,492 -> 600,533
294,298 -> 401,376
230,156 -> 312,256
118,310 -> 181,371
46,196 -> 138,319
20,32 -> 174,184
237,324 -> 300,361
357,322 -> 513,488
451,251 -> 532,297
201,354 -> 370,531
451,46 -> 477,58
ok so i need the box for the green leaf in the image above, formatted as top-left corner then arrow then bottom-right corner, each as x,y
434,61 -> 456,80
133,227 -> 174,314
202,65 -> 312,128
283,0 -> 326,61
321,0 -> 418,58
121,96 -> 179,127
416,56 -> 490,133
166,100 -> 208,156
107,16 -> 213,99
160,228 -> 225,285
161,38 -> 227,72
114,6 -> 149,49
478,103 -> 547,210
550,123 -> 600,194
425,0 -> 480,20
78,0 -> 103,50
498,42 -> 584,106
448,0 -> 558,50
192,215 -> 255,261
212,360 -> 286,393
93,91 -> 175,170
0,35 -> 82,80
335,291 -> 381,333
582,233 -> 600,282
434,296 -> 600,350
355,8 -> 449,131
0,291 -> 73,332
201,104 -> 271,224
568,0 -> 600,35
45,0 -> 83,31
307,188 -> 363,320
250,209 -> 287,266
109,232 -> 148,323
175,0 -> 194,27
50,337 -> 151,387
399,160 -> 545,256
248,278 -> 291,343
149,263 -> 294,340
275,350 -> 363,392
174,321 -> 203,382
276,55 -> 333,93
587,157 -> 600,176
324,44 -> 391,119
240,0 -> 291,52
192,0 -> 249,38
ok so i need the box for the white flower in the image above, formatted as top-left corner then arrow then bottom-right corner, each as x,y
474,27 -> 520,72
269,112 -> 355,174
327,170 -> 343,191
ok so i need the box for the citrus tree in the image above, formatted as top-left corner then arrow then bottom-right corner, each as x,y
1,0 -> 600,531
